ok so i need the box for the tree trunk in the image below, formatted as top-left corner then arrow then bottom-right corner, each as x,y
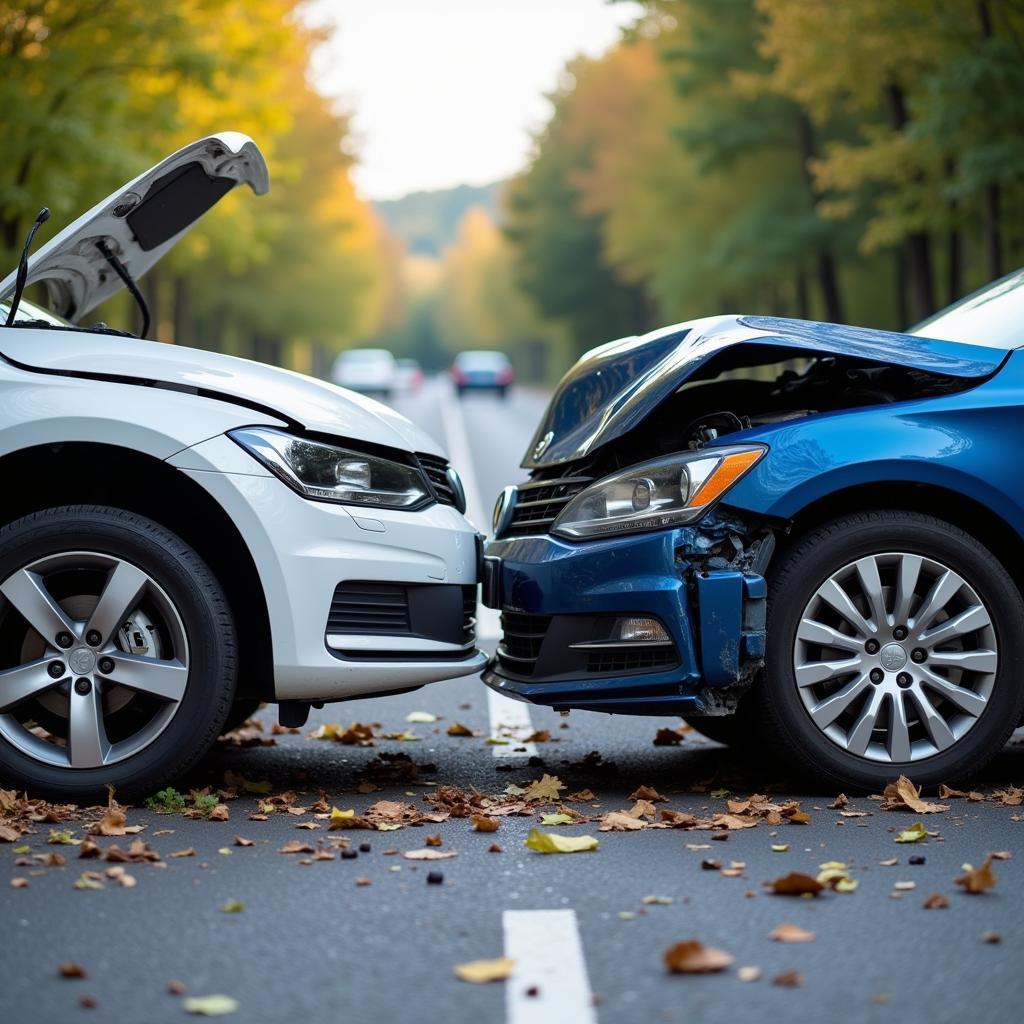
172,276 -> 189,346
796,111 -> 844,322
886,84 -> 935,320
947,221 -> 962,306
895,248 -> 909,329
795,269 -> 809,319
983,183 -> 1003,281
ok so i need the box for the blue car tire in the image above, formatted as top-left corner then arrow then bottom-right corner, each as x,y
757,510 -> 1024,791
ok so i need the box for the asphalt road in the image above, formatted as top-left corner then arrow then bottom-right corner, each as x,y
3,377 -> 1022,1024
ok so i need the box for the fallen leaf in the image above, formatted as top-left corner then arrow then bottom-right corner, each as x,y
524,775 -> 566,803
599,811 -> 646,832
881,776 -> 949,814
487,843 -> 503,853
88,785 -> 127,836
663,940 -> 734,974
220,900 -> 244,913
355,877 -> 371,886
765,872 -> 824,896
769,922 -> 815,943
310,721 -> 376,745
169,848 -> 196,859
0,824 -> 23,842
73,871 -> 104,891
471,814 -> 500,833
895,822 -> 929,844
653,727 -> 687,746
540,812 -> 576,826
524,828 -> 598,854
183,995 -> 239,1016
990,851 -> 1012,860
425,834 -> 443,847
233,836 -> 254,847
829,794 -> 848,809
894,881 -> 916,891
772,971 -> 804,987
981,931 -> 1001,944
771,844 -> 790,853
955,855 -> 998,894
10,877 -> 29,888
879,858 -> 899,867
737,966 -> 762,982
629,785 -> 666,803
993,786 -> 1024,806
923,893 -> 949,909
405,711 -> 437,723
403,848 -> 457,860
453,957 -> 515,984
278,841 -> 315,855
642,895 -> 674,905
59,962 -> 87,978
524,729 -> 551,742
167,980 -> 186,995
209,804 -> 230,822
446,722 -> 476,737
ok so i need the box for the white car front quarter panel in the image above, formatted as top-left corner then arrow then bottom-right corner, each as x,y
169,434 -> 485,701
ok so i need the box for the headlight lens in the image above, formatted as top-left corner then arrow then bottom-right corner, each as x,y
551,445 -> 766,540
229,427 -> 430,509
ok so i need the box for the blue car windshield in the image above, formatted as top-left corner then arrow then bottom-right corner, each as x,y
909,267 -> 1024,349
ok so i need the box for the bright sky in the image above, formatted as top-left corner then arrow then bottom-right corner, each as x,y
307,0 -> 642,201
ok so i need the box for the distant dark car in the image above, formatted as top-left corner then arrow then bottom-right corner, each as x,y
451,350 -> 514,397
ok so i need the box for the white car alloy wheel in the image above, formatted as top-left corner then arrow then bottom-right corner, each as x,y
0,550 -> 190,769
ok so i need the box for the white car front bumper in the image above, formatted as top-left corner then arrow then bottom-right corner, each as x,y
169,435 -> 486,701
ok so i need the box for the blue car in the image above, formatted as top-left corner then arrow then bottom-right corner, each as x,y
483,270 -> 1024,790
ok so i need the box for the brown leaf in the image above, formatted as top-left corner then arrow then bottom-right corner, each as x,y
599,811 -> 647,832
78,837 -> 101,859
425,834 -> 443,847
955,855 -> 998,894
990,850 -> 1012,860
981,931 -> 1002,944
922,893 -> 949,909
233,836 -> 254,847
663,940 -> 734,974
765,872 -> 824,896
446,722 -> 476,737
10,877 -> 28,888
829,793 -> 849,809
772,970 -> 804,987
769,922 -> 815,943
278,841 -> 315,855
209,804 -> 230,822
471,814 -> 500,833
487,843 -> 503,853
89,786 -> 127,836
169,848 -> 196,859
524,729 -> 550,742
653,727 -> 687,746
104,840 -> 160,864
59,962 -> 87,978
993,786 -> 1024,806
0,823 -> 23,842
661,810 -> 699,828
629,785 -> 667,803
402,848 -> 457,860
881,776 -> 949,814
355,877 -> 372,886
167,980 -> 186,995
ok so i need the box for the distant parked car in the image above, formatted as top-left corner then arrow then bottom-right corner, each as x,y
484,270 -> 1024,791
451,350 -> 514,397
394,358 -> 424,394
332,348 -> 397,399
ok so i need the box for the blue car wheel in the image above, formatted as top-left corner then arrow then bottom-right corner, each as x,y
757,510 -> 1024,790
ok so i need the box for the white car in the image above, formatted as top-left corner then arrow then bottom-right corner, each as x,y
331,348 -> 398,399
0,134 -> 483,801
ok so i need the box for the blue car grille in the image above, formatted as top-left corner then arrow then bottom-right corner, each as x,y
501,476 -> 591,538
496,610 -> 551,675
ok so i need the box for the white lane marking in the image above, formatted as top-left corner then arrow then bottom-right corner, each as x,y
503,910 -> 596,1024
438,381 -> 537,755
438,379 -> 489,533
487,686 -> 538,759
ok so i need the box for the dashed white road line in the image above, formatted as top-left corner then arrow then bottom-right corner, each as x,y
438,382 -> 536,755
503,909 -> 597,1024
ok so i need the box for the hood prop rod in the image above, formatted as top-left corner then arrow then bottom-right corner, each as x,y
4,207 -> 50,327
96,239 -> 150,339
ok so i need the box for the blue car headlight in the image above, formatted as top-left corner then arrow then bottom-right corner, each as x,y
551,445 -> 766,540
229,427 -> 431,509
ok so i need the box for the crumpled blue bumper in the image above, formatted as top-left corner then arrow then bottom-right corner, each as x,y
482,522 -> 766,715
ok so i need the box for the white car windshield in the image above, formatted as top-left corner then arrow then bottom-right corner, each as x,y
909,268 -> 1024,349
0,296 -> 71,327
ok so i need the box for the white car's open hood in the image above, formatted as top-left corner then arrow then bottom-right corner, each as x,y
0,133 -> 268,322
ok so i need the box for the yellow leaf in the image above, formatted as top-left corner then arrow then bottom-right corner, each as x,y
524,828 -> 598,854
895,822 -> 928,843
540,812 -> 575,826
405,711 -> 436,723
183,994 -> 239,1016
454,957 -> 516,983
524,774 -> 566,803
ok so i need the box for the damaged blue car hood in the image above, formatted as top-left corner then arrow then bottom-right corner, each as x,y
522,314 -> 1008,469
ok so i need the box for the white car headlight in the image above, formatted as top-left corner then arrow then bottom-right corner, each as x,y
229,427 -> 431,509
551,445 -> 766,540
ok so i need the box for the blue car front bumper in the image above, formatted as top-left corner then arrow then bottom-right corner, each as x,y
482,519 -> 767,715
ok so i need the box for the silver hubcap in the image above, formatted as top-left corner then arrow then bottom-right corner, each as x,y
0,551 -> 190,769
793,551 -> 997,764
